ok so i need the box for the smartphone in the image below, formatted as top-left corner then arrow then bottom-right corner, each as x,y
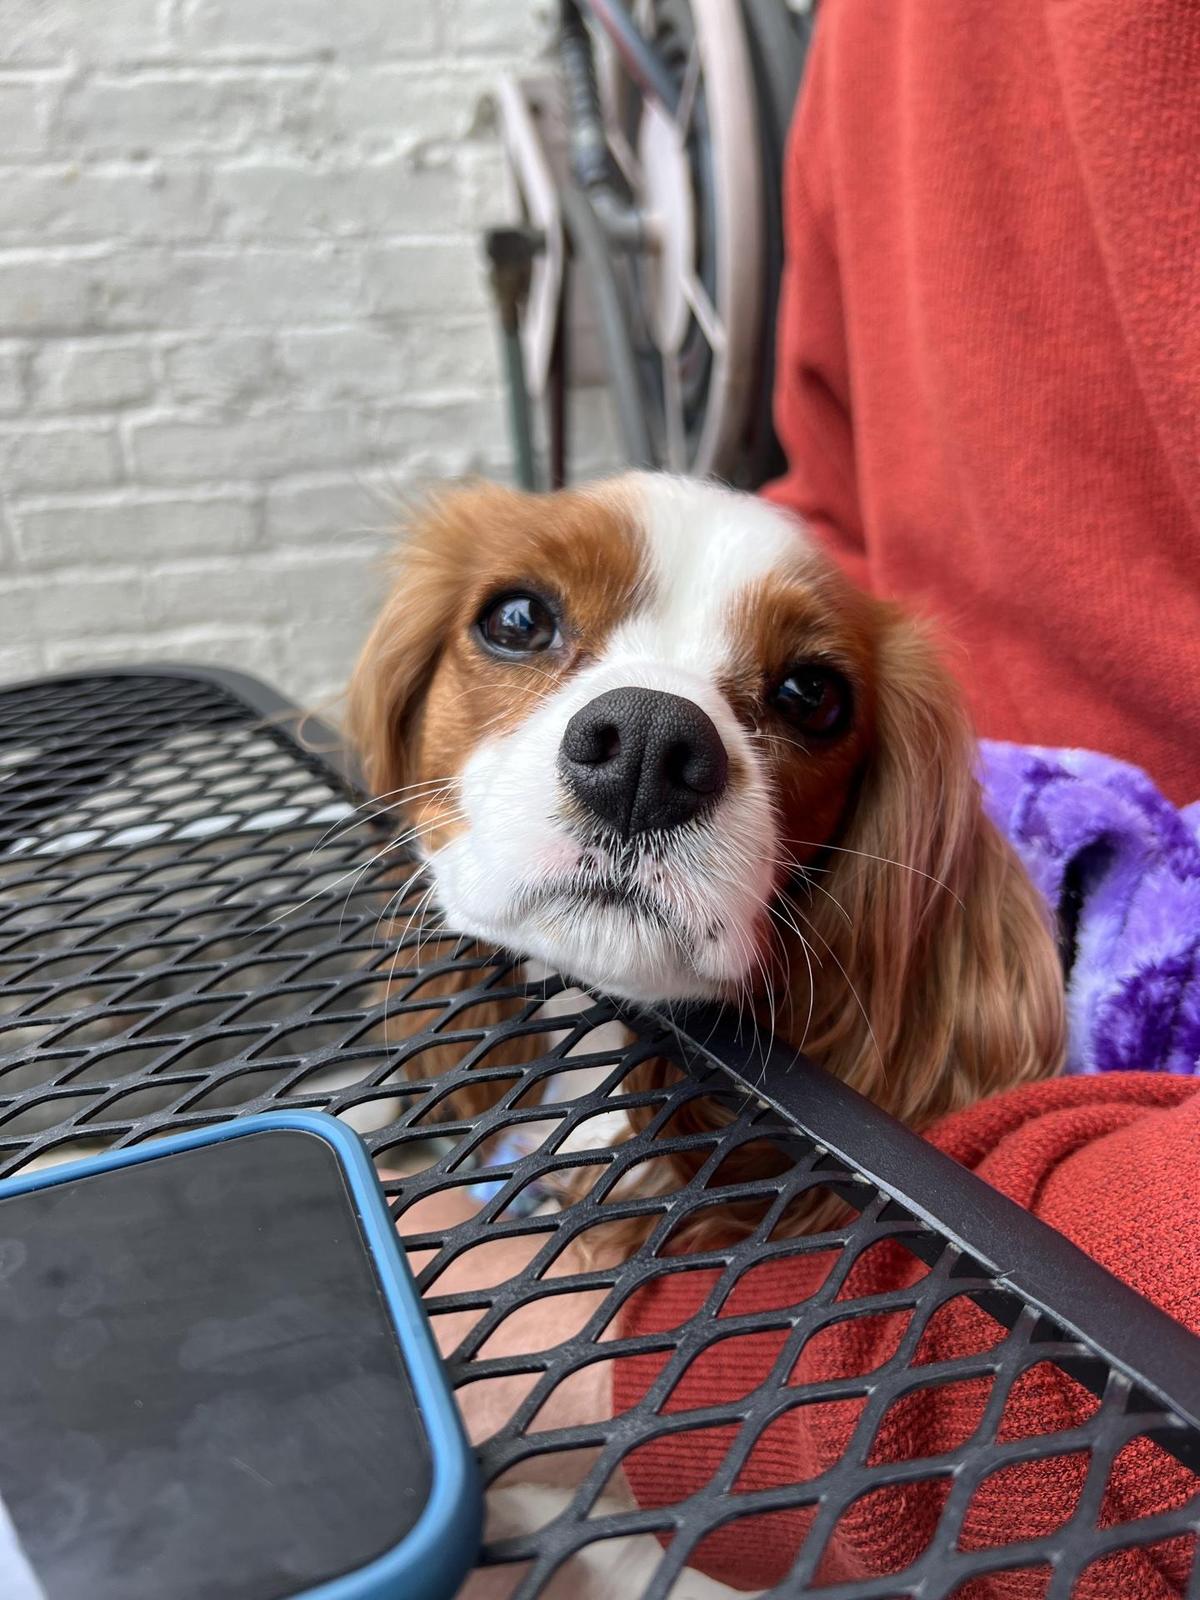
0,1112 -> 479,1600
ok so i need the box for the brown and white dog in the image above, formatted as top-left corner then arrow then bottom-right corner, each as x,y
348,472 -> 1065,1206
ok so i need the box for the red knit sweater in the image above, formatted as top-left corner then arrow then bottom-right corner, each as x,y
763,0 -> 1200,806
613,1075 -> 1200,1595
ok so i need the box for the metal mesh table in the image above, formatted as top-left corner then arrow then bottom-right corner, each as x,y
1,667 -> 1197,1599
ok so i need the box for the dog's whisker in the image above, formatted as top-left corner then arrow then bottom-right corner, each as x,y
273,809 -> 462,928
355,814 -> 453,935
765,902 -> 818,1052
789,899 -> 886,1085
382,879 -> 441,1058
308,775 -> 462,854
265,836 -> 414,926
783,838 -> 964,908
367,868 -> 429,955
754,728 -> 811,759
333,804 -> 462,931
764,858 -> 855,931
792,869 -> 855,929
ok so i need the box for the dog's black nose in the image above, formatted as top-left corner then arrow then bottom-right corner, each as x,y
558,687 -> 728,837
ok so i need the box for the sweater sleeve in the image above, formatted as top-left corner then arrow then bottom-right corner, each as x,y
613,1075 -> 1200,1595
759,19 -> 870,590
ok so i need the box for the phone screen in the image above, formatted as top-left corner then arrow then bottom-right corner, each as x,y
0,1130 -> 434,1600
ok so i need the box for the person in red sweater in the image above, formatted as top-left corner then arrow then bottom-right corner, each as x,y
410,3 -> 1200,1592
762,0 -> 1200,809
606,1 -> 1200,1587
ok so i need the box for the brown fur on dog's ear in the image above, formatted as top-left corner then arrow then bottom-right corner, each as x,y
346,493 -> 471,801
614,608 -> 1065,1246
347,492 -> 547,1127
794,606 -> 1065,1128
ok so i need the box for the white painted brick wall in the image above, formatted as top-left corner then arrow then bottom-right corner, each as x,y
0,0 -> 618,706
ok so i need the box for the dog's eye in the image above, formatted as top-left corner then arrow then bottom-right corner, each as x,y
477,593 -> 560,654
769,665 -> 853,737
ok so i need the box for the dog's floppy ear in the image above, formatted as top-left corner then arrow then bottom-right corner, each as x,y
347,486 -> 503,799
346,486 -> 549,1124
346,503 -> 459,800
797,607 -> 1065,1127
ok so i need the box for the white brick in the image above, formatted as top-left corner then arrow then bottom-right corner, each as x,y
0,342 -> 24,411
396,317 -> 498,390
0,164 -> 210,243
275,326 -> 408,401
0,640 -> 43,684
12,494 -> 259,568
100,247 -> 362,328
363,241 -> 486,316
161,335 -> 277,407
42,626 -> 282,683
0,0 -> 167,65
271,549 -> 388,624
264,474 -> 397,546
0,578 -> 39,642
30,341 -> 152,410
441,0 -> 544,54
325,65 -> 496,146
1,0 -> 540,705
128,410 -> 373,484
0,257 -> 98,333
271,556 -> 391,698
30,568 -> 147,637
567,385 -> 623,475
146,558 -> 288,629
372,397 -> 506,465
0,79 -> 52,155
212,156 -> 449,240
2,424 -> 121,493
53,72 -> 277,159
182,0 -> 437,61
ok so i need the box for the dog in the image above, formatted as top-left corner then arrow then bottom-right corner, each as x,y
348,471 -> 1065,1225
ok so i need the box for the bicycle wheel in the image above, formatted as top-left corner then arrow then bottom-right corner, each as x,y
602,0 -> 765,479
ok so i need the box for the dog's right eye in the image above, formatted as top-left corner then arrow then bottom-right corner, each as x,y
477,593 -> 561,654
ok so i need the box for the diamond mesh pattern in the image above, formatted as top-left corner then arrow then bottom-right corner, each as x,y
0,669 -> 1197,1600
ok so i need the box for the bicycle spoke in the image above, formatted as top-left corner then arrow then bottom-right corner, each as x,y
608,124 -> 644,192
674,41 -> 702,139
682,270 -> 725,355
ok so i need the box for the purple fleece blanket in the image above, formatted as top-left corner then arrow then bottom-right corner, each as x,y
980,743 -> 1200,1076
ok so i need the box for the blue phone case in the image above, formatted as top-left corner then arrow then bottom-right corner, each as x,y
0,1111 -> 481,1600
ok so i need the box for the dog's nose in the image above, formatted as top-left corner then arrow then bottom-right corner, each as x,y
558,687 -> 728,837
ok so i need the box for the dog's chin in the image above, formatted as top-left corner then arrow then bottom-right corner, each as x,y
432,872 -> 747,1005
518,906 -> 727,1006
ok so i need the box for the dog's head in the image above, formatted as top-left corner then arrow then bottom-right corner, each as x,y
350,473 -> 1063,1122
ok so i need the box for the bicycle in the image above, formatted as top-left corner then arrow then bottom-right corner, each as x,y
485,0 -> 813,492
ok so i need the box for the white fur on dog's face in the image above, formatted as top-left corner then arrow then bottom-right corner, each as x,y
434,481 -> 794,1000
403,475 -> 874,1005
